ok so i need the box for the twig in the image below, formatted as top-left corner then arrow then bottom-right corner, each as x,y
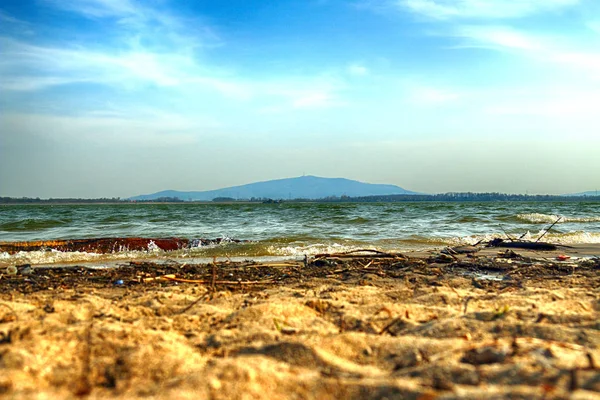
379,317 -> 402,335
179,293 -> 210,314
499,225 -> 515,242
536,216 -> 562,243
162,276 -> 273,285
315,249 -> 405,258
211,257 -> 217,292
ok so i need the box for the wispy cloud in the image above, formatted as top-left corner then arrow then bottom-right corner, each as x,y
1,0 -> 220,93
1,1 -> 351,116
0,37 -> 192,90
454,25 -> 542,50
0,10 -> 34,35
42,0 -> 138,18
449,25 -> 600,80
401,0 -> 579,20
347,63 -> 369,76
0,10 -> 23,23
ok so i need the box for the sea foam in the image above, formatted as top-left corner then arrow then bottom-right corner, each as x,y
517,213 -> 600,223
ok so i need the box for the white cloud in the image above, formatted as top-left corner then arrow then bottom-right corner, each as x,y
1,2 -> 350,112
0,76 -> 90,91
455,25 -> 541,50
401,0 -> 579,20
0,38 -> 191,89
347,63 -> 369,76
447,25 -> 600,80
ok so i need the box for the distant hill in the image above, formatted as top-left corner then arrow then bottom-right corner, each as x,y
130,175 -> 418,201
564,191 -> 599,197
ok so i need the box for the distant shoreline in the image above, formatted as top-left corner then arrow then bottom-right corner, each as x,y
2,195 -> 600,205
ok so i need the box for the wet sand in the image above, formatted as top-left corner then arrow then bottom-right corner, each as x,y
0,245 -> 599,399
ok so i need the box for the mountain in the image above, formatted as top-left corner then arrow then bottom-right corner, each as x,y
130,175 -> 417,201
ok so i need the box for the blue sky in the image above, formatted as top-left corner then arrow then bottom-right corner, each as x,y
1,0 -> 599,197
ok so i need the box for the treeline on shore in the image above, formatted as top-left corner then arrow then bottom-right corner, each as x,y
0,197 -> 124,204
321,193 -> 600,202
2,192 -> 600,204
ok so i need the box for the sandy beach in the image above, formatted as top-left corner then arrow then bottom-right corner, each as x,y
0,244 -> 599,399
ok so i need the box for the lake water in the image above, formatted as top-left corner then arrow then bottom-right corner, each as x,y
1,202 -> 599,266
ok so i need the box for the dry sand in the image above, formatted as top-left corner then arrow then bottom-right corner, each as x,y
0,245 -> 599,399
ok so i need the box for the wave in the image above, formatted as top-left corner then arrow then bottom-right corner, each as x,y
446,231 -> 600,246
0,218 -> 71,231
2,230 -> 600,267
516,213 -> 600,223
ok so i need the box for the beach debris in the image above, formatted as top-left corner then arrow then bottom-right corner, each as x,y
160,275 -> 272,285
493,304 -> 511,320
486,238 -> 558,251
556,255 -> 570,261
536,216 -> 562,243
430,253 -> 455,263
2,264 -> 34,277
5,266 -> 17,275
497,249 -> 521,259
578,257 -> 600,268
273,319 -> 298,335
313,249 -> 406,259
442,245 -> 480,255
499,224 -> 517,242
485,216 -> 571,252
43,303 -> 55,313
311,258 -> 336,267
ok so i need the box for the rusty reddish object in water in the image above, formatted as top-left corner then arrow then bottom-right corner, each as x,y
0,237 -> 190,254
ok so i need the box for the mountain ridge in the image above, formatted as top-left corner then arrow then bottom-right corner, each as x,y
130,175 -> 417,201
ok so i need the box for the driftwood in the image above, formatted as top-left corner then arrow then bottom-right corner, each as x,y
442,245 -> 480,255
486,238 -> 557,251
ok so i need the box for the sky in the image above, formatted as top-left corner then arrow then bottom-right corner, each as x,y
1,0 -> 599,198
